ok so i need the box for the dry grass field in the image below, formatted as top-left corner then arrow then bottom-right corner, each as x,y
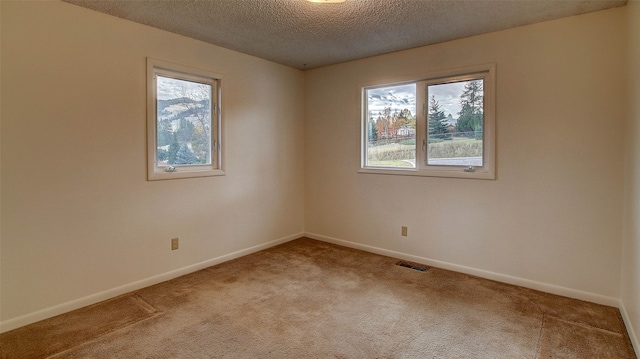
367,138 -> 482,167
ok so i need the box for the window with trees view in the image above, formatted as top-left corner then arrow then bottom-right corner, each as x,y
147,58 -> 224,180
361,64 -> 495,179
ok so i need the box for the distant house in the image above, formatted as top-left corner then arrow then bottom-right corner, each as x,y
398,125 -> 416,137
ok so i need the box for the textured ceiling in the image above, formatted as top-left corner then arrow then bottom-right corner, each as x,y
63,0 -> 626,70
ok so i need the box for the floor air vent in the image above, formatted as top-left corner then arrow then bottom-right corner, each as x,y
396,261 -> 430,272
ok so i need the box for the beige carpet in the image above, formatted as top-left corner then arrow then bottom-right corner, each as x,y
1,238 -> 636,358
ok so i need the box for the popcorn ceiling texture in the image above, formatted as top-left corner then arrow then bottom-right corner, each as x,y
62,0 -> 626,69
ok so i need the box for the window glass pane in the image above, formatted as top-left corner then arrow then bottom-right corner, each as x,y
156,76 -> 212,167
427,79 -> 483,167
366,84 -> 416,168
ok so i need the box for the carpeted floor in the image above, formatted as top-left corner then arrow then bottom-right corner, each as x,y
1,238 -> 636,358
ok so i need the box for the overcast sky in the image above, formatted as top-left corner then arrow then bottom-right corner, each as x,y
367,83 -> 416,116
429,82 -> 466,117
367,81 -> 470,118
157,76 -> 210,101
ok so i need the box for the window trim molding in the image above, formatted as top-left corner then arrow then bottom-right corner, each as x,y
146,58 -> 225,181
359,63 -> 496,180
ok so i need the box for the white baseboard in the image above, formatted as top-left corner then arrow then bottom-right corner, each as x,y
0,232 -> 303,333
305,232 -> 620,307
620,300 -> 640,356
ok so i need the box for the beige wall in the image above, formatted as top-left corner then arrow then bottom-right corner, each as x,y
305,7 -> 626,301
622,0 -> 640,352
0,1 -> 304,328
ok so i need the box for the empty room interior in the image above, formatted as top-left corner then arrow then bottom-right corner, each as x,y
2,0 -> 640,357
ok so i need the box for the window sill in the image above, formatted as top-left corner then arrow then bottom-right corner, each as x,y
358,167 -> 495,180
148,168 -> 226,181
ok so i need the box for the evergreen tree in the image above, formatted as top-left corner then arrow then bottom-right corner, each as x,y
368,118 -> 378,141
174,144 -> 197,165
157,148 -> 169,162
176,118 -> 196,144
167,132 -> 180,165
428,96 -> 449,138
157,119 -> 174,147
456,80 -> 484,137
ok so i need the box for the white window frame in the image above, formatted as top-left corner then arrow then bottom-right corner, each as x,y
147,58 -> 224,181
359,64 -> 496,180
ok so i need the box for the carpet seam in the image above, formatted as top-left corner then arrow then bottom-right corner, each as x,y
533,312 -> 546,359
131,294 -> 160,315
537,313 -> 637,359
43,296 -> 164,359
45,312 -> 165,359
545,314 -> 626,337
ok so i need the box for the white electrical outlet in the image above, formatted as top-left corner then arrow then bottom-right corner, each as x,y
171,237 -> 179,250
401,226 -> 408,237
